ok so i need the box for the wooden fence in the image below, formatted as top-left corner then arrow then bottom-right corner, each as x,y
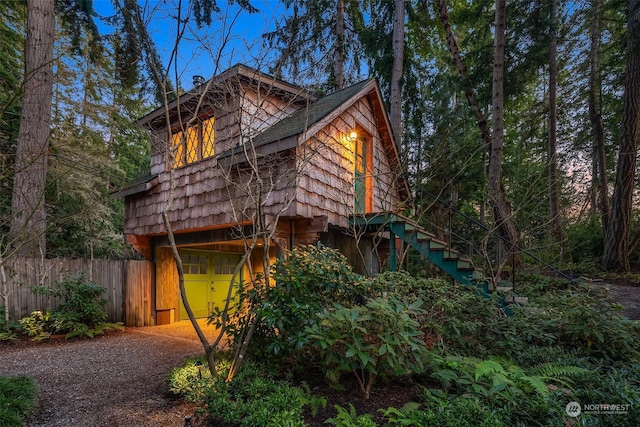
1,258 -> 154,327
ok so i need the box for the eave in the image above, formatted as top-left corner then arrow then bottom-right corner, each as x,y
110,173 -> 158,199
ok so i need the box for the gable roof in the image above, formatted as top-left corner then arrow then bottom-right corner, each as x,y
217,76 -> 409,200
250,79 -> 373,148
138,64 -> 317,130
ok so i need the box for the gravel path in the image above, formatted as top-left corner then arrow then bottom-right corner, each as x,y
0,322 -> 218,426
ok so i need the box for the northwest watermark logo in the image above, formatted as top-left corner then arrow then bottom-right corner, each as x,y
566,401 -> 630,417
566,402 -> 581,417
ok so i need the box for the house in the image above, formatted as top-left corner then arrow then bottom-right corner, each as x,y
113,64 -> 410,324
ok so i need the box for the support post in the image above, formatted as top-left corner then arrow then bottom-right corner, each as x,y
389,230 -> 396,272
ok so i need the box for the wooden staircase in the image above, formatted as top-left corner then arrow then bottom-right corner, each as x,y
349,212 -> 528,308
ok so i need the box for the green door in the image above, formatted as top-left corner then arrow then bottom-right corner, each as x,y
179,250 -> 210,319
354,135 -> 367,213
179,250 -> 242,320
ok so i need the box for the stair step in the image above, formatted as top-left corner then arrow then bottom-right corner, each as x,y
456,259 -> 473,270
505,295 -> 528,304
496,286 -> 513,293
443,250 -> 460,260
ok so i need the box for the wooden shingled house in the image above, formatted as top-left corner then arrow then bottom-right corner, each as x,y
113,64 -> 410,324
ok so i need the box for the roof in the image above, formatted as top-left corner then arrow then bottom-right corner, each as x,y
138,64 -> 316,129
251,79 -> 374,148
217,79 -> 375,162
110,172 -> 158,199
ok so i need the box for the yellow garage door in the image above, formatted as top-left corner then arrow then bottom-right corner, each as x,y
179,250 -> 242,320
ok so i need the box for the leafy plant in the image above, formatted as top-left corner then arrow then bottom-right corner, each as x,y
325,404 -> 377,427
0,376 -> 37,427
217,245 -> 363,361
0,307 -> 18,341
506,281 -> 640,362
19,310 -> 52,340
427,354 -> 589,401
172,360 -> 326,427
17,273 -> 122,340
304,297 -> 429,399
32,272 -> 107,327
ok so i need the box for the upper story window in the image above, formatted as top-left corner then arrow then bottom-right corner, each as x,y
170,116 -> 215,168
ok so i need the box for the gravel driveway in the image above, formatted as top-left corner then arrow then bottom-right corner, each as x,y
0,321 -> 219,426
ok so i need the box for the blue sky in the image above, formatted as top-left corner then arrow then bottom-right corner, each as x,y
92,0 -> 287,88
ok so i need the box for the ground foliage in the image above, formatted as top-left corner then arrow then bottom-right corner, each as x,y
3,272 -> 123,341
170,246 -> 640,426
0,375 -> 37,427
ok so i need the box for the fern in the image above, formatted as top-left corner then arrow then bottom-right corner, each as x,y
529,363 -> 591,380
474,359 -> 508,381
516,375 -> 550,398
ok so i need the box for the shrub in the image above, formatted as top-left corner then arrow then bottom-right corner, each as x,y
503,282 -> 640,362
0,376 -> 37,427
362,271 -> 500,356
33,273 -> 107,327
20,272 -> 122,339
219,245 -> 363,361
205,363 -> 325,427
19,310 -> 52,340
326,404 -> 377,427
304,297 -> 429,399
0,307 -> 19,341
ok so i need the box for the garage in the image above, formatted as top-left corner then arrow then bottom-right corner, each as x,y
178,249 -> 242,320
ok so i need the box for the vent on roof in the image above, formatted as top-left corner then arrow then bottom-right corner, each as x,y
193,75 -> 205,87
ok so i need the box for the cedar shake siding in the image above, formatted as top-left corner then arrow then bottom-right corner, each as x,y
118,64 -> 407,269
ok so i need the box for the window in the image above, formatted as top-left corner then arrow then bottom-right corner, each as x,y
181,252 -> 208,275
170,116 -> 215,167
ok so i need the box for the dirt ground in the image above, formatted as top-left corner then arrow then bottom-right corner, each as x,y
579,277 -> 640,320
0,320 -> 217,427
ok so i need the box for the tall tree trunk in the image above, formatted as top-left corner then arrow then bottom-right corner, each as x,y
603,0 -> 640,271
9,0 -> 54,257
588,0 -> 609,231
435,0 -> 492,148
333,0 -> 345,90
390,0 -> 405,144
548,0 -> 565,248
488,0 -> 518,265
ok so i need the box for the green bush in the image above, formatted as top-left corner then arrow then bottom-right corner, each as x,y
33,273 -> 107,327
304,297 -> 429,399
502,282 -> 640,362
219,245 -> 363,361
19,310 -> 52,340
0,376 -> 37,427
168,356 -> 222,402
326,404 -> 377,427
0,307 -> 19,341
362,271 -> 500,356
19,272 -> 122,340
205,363 -> 325,427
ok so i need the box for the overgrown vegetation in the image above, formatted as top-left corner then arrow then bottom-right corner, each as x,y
169,246 -> 640,426
0,376 -> 37,427
10,273 -> 123,341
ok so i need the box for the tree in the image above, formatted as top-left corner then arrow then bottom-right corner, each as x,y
266,0 -> 365,90
588,0 -> 609,232
603,0 -> 640,271
547,0 -> 565,249
488,0 -> 519,265
389,0 -> 405,143
8,0 -> 55,258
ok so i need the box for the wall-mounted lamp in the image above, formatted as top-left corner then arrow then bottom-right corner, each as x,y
349,131 -> 358,141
